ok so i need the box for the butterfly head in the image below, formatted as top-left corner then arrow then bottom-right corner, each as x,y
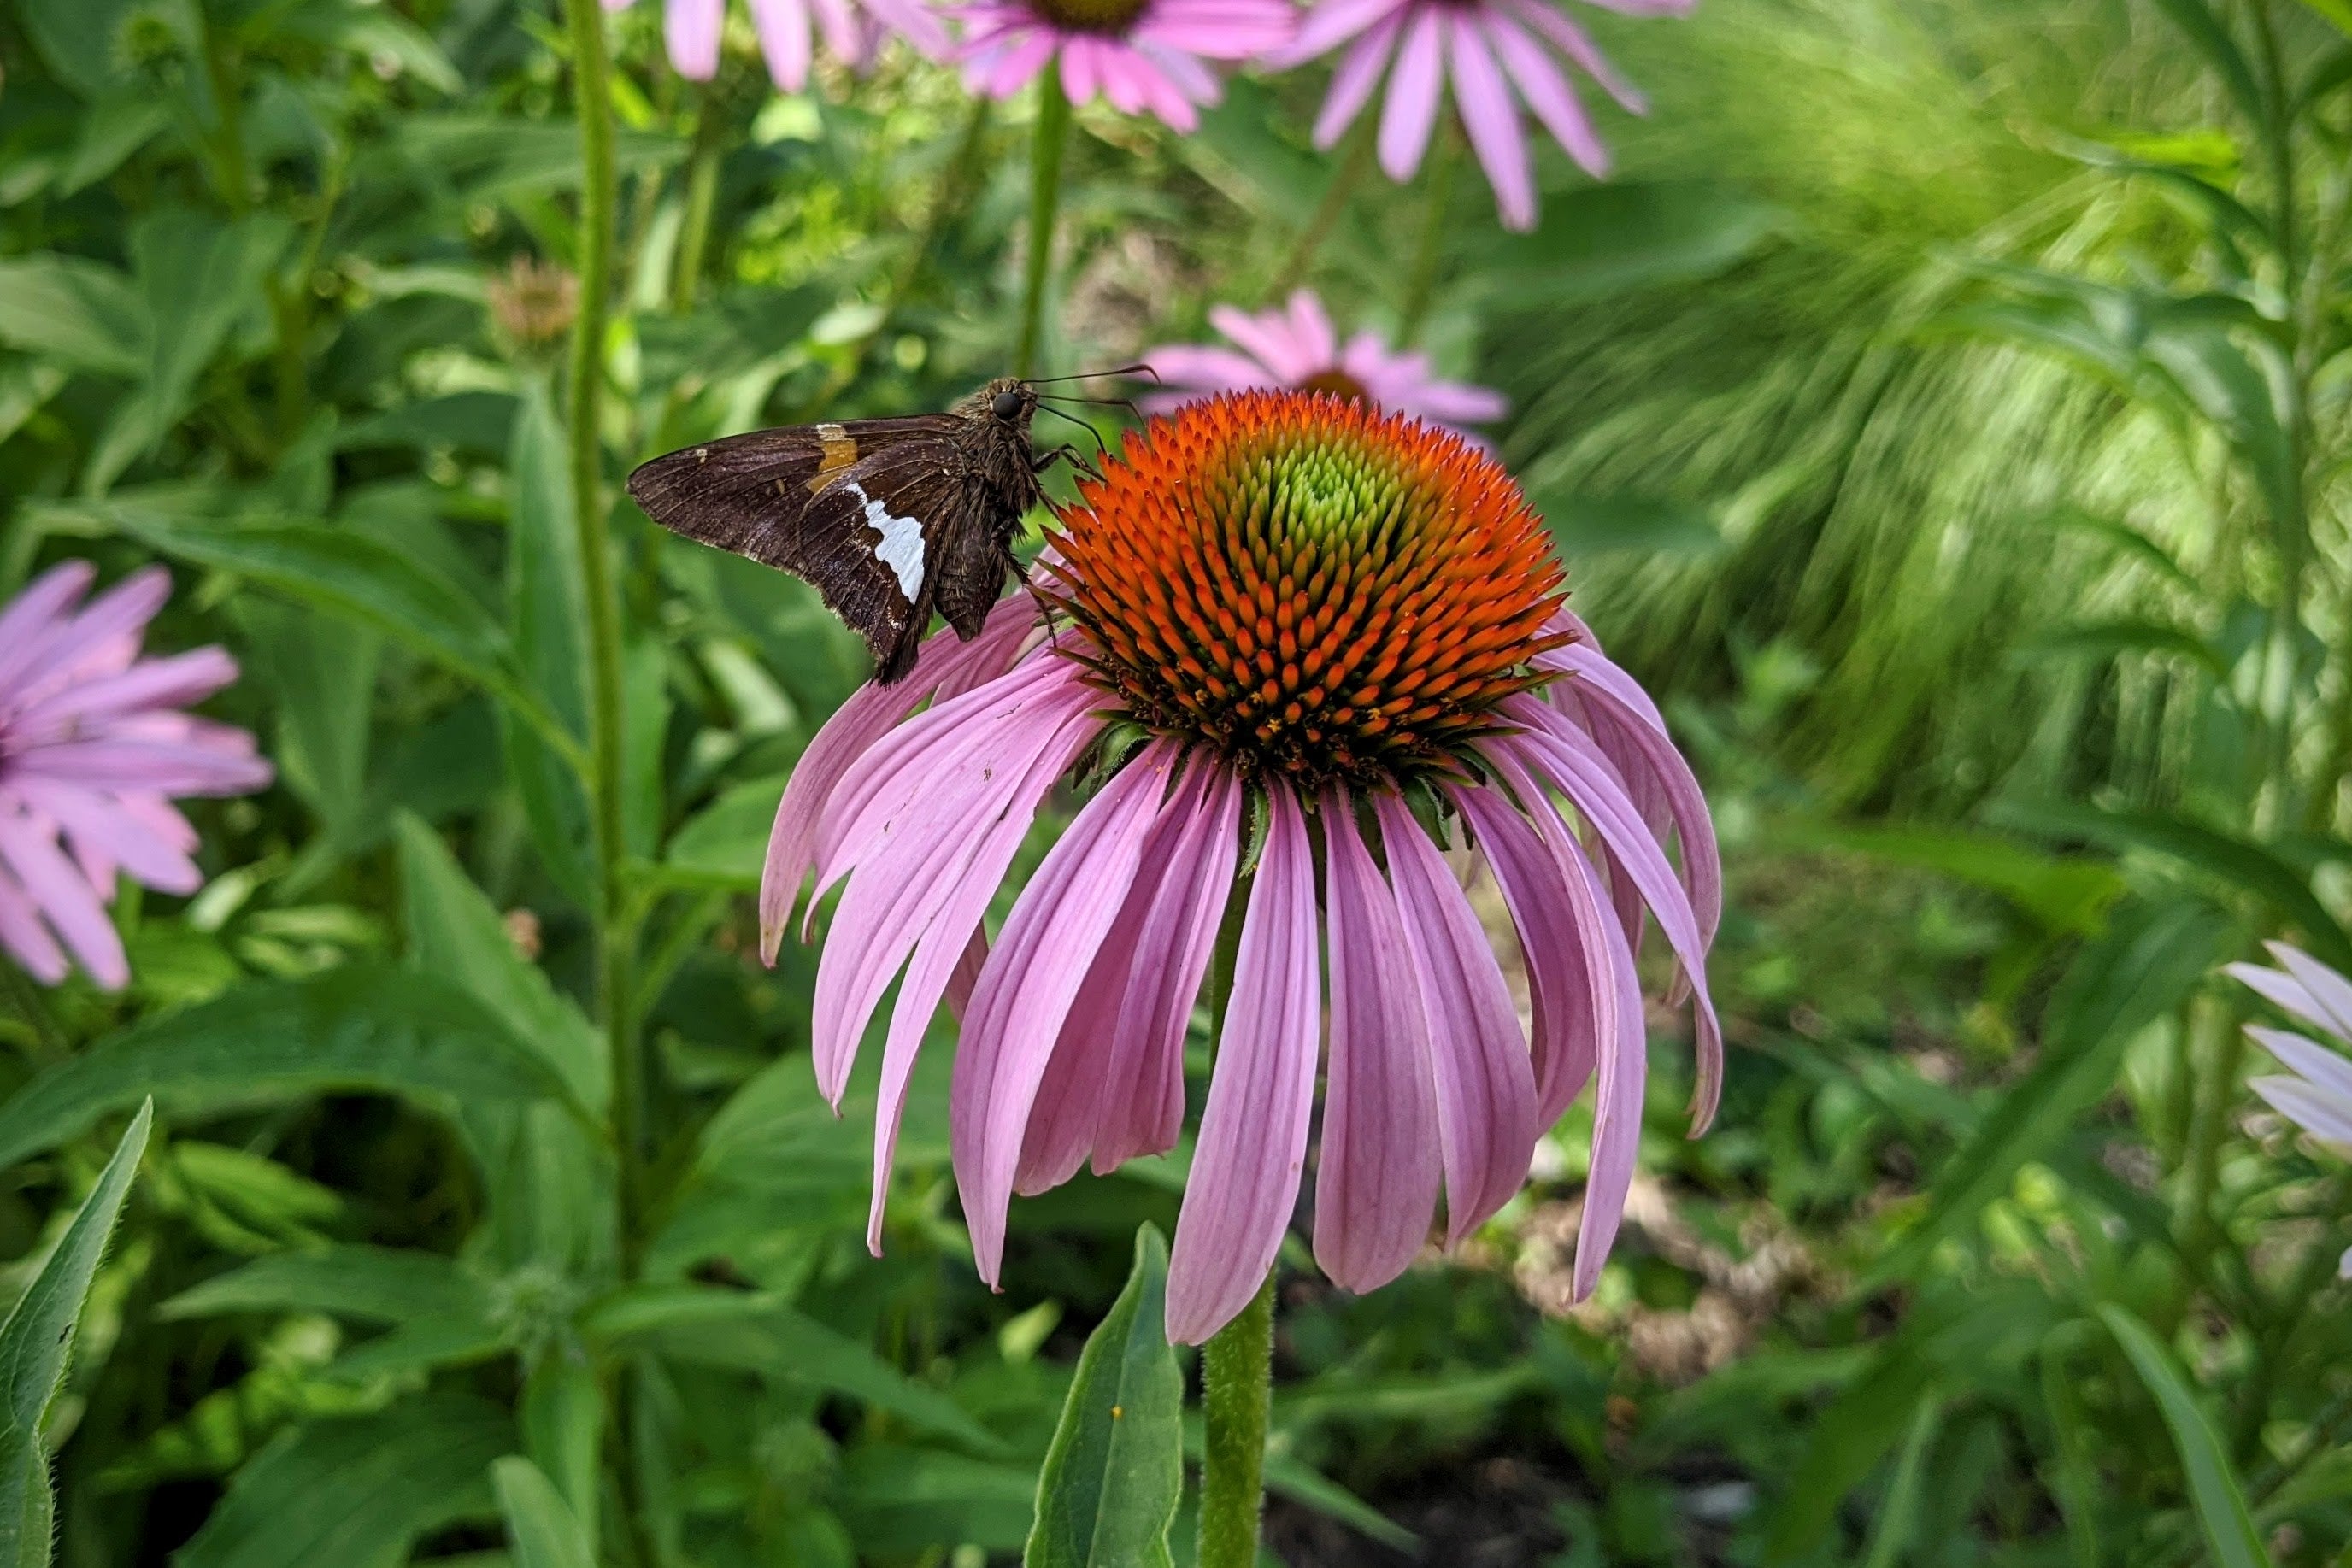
973,378 -> 1038,430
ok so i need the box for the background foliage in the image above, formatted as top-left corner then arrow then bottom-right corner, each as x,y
1,0 -> 2349,1563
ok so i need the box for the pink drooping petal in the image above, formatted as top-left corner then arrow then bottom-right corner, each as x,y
1312,15 -> 1404,148
0,854 -> 68,984
749,0 -> 815,88
1374,791 -> 1538,1243
0,812 -> 126,990
945,927 -> 989,1022
1166,785 -> 1320,1345
1540,643 -> 1721,950
0,561 -> 97,696
1396,374 -> 1510,424
1486,12 -> 1607,176
2267,943 -> 2352,1038
2246,1026 -> 2352,1103
2252,1075 -> 2352,1145
807,0 -> 863,63
862,0 -> 950,56
1135,0 -> 1292,55
11,647 -> 240,742
1014,749 -> 1200,1196
666,0 -> 725,79
1502,0 -> 1644,112
11,741 -> 273,797
10,778 -> 201,895
1314,792 -> 1442,1293
758,596 -> 1034,960
1267,0 -> 1406,67
860,718 -> 1100,1251
1377,6 -> 1447,181
1448,15 -> 1535,231
1502,701 -> 1725,1132
1453,784 -> 1596,1128
954,749 -> 1180,1286
971,28 -> 1060,98
14,567 -> 170,705
1143,344 -> 1282,396
1132,46 -> 1217,126
1091,759 -> 1241,1172
1285,291 -> 1338,371
1060,34 -> 1106,103
1209,304 -> 1320,385
810,682 -> 1097,1103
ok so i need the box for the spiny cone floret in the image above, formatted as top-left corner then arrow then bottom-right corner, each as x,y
1048,391 -> 1567,788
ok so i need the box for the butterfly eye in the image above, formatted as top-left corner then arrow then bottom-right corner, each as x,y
991,390 -> 1026,420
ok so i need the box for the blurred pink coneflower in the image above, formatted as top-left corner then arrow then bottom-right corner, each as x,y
1144,289 -> 1508,435
2231,943 -> 2352,1280
0,563 -> 271,990
1267,0 -> 1692,230
954,0 -> 1293,130
761,391 -> 1720,1343
608,0 -> 949,91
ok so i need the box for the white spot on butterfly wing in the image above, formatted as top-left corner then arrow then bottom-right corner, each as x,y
844,480 -> 926,600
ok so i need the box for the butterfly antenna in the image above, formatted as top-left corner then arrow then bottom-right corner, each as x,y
1024,363 -> 1161,385
1037,392 -> 1148,424
1033,404 -> 1111,467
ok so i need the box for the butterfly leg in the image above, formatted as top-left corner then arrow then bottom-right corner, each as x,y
1033,443 -> 1104,484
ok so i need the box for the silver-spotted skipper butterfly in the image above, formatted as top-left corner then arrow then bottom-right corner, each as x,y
627,374 -> 1132,684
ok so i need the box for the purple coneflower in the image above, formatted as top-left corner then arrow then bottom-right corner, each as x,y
607,0 -> 949,91
955,0 -> 1294,130
762,391 -> 1720,1343
0,563 -> 271,990
1267,0 -> 1691,230
2230,943 -> 2352,1280
1144,289 -> 1508,437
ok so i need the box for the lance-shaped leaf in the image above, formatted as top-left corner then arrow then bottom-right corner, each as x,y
493,1456 -> 597,1568
1024,1224 -> 1183,1568
0,1102 -> 151,1568
2101,1306 -> 2273,1568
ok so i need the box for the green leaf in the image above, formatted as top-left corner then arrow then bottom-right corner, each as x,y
2148,0 -> 2267,129
90,506 -> 577,765
2099,1306 -> 2273,1568
1025,1224 -> 1183,1568
0,1102 -> 150,1568
521,1349 -> 602,1556
837,1447 -> 1039,1557
236,602 -> 381,848
1774,823 -> 2126,936
2039,1342 -> 2102,1568
156,1245 -> 492,1326
2028,618 -> 2231,680
0,255 -> 143,377
0,966 -> 581,1171
1479,182 -> 1782,306
15,0 -> 142,96
1994,801 -> 2352,968
1859,1395 -> 1942,1568
173,1394 -> 511,1568
396,814 -> 604,1109
1526,490 -> 1723,559
583,1285 -> 1006,1455
503,383 -> 597,908
2302,0 -> 2352,35
275,1 -> 464,93
1863,899 -> 2228,1287
91,210 -> 292,493
491,1457 -> 596,1568
662,774 -> 788,891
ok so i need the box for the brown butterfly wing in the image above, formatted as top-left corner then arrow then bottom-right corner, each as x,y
793,439 -> 972,682
626,417 -> 964,681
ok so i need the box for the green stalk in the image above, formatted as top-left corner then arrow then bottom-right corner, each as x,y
1195,892 -> 1274,1568
558,0 -> 637,1273
1267,123 -> 1374,302
669,80 -> 727,315
1015,62 -> 1071,379
2176,992 -> 2245,1283
1397,127 -> 1456,344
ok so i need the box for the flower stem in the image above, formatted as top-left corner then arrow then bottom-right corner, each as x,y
1397,126 -> 1456,345
1015,62 -> 1071,379
1196,888 -> 1273,1568
669,79 -> 727,314
1267,123 -> 1374,303
1198,1271 -> 1276,1567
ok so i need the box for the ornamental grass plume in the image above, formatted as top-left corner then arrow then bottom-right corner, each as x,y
608,0 -> 949,91
954,0 -> 1293,129
762,390 -> 1720,1342
0,562 -> 271,990
2230,943 -> 2352,1280
1144,289 -> 1508,436
1267,0 -> 1693,230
